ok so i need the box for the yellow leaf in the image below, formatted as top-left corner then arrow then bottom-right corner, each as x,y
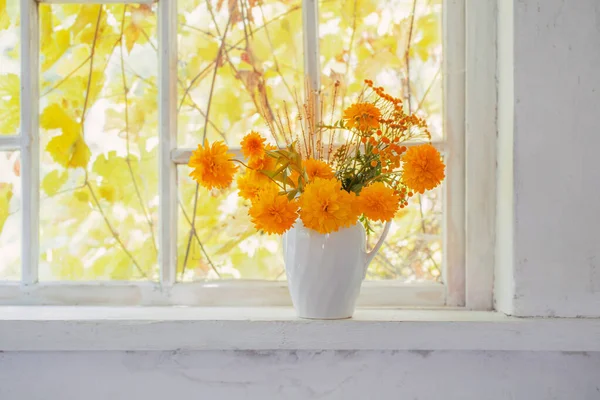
46,132 -> 91,169
41,103 -> 79,136
124,22 -> 142,53
86,70 -> 105,109
0,0 -> 9,30
98,185 -> 115,202
74,188 -> 89,203
41,170 -> 69,196
0,183 -> 13,234
42,30 -> 71,72
0,73 -> 20,135
40,6 -> 54,43
71,5 -> 102,37
42,104 -> 91,169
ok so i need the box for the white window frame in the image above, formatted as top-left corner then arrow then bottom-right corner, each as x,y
0,0 -> 496,310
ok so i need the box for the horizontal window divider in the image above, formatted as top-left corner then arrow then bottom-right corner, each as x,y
0,136 -> 22,151
171,141 -> 447,165
0,281 -> 445,307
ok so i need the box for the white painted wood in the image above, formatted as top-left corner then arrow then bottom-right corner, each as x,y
442,0 -> 466,306
506,0 -> 600,317
0,136 -> 21,151
20,0 -> 40,286
158,0 -> 178,287
2,352 -> 600,400
0,281 -> 445,307
302,0 -> 320,93
494,0 -> 514,315
1,306 -> 599,352
464,0 -> 496,310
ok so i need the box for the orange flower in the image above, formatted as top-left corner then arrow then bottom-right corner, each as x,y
402,144 -> 445,194
298,178 -> 359,234
249,186 -> 298,235
343,102 -> 381,132
304,158 -> 335,181
357,182 -> 400,222
188,140 -> 237,189
241,131 -> 266,160
248,144 -> 277,174
237,171 -> 277,201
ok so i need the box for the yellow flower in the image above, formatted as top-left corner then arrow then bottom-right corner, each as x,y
357,182 -> 400,222
343,102 -> 381,132
402,144 -> 445,194
188,140 -> 238,190
249,186 -> 298,235
304,158 -> 335,181
240,131 -> 266,160
298,178 -> 359,234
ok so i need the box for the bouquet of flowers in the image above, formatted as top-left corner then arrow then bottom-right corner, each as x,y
187,80 -> 445,236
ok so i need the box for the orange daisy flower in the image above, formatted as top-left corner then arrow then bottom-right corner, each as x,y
304,158 -> 335,181
249,186 -> 298,235
188,140 -> 237,190
357,182 -> 400,222
402,144 -> 445,194
237,171 -> 276,201
343,102 -> 381,132
298,178 -> 359,234
241,131 -> 266,160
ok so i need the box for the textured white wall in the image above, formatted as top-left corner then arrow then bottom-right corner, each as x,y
3,1 -> 600,399
507,0 -> 600,316
1,350 -> 599,400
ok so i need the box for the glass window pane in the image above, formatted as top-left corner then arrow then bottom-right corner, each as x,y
367,185 -> 442,281
177,0 -> 303,147
319,0 -> 442,141
177,166 -> 285,281
38,4 -> 158,281
0,0 -> 20,136
0,151 -> 20,280
320,0 -> 443,282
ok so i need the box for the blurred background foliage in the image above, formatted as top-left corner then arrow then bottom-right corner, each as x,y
0,0 -> 442,283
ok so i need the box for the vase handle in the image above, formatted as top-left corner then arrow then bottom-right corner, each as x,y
365,220 -> 392,268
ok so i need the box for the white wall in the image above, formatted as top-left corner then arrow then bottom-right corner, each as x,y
1,350 -> 600,400
2,1 -> 600,399
503,0 -> 600,317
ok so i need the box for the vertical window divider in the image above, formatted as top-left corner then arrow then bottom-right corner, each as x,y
443,0 -> 466,306
158,0 -> 178,287
302,0 -> 320,114
20,0 -> 40,286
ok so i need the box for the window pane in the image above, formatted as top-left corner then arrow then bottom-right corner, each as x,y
0,0 -> 20,136
319,0 -> 442,141
177,0 -> 303,147
177,166 -> 284,281
38,4 -> 158,281
320,0 -> 443,282
0,151 -> 20,280
367,185 -> 442,281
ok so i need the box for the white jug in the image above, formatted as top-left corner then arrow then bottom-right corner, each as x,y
283,219 -> 391,319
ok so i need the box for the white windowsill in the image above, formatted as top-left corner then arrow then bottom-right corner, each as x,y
1,307 -> 599,352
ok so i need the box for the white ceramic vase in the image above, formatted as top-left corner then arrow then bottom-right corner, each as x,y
282,220 -> 391,319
